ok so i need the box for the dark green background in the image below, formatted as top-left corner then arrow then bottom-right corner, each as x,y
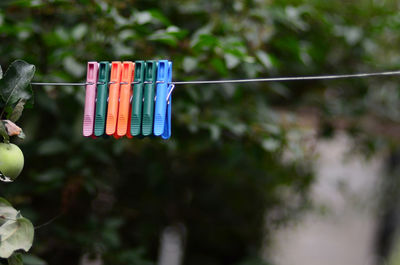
0,0 -> 399,264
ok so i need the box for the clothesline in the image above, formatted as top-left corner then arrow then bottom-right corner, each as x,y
30,70 -> 400,87
28,67 -> 400,140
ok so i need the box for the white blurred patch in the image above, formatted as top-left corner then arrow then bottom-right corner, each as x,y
158,225 -> 186,265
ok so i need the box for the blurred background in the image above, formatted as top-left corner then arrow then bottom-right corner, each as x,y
0,0 -> 400,264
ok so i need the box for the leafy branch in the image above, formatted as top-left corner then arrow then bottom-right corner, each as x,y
0,60 -> 36,264
0,60 -> 34,143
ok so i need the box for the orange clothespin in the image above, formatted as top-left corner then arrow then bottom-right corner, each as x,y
117,61 -> 135,137
106,61 -> 122,136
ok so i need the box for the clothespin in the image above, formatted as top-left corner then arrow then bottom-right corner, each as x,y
94,61 -> 110,137
126,101 -> 133,139
106,61 -> 122,136
162,61 -> 173,140
142,60 -> 157,136
131,61 -> 145,136
116,61 -> 134,137
83,61 -> 99,137
154,60 -> 171,137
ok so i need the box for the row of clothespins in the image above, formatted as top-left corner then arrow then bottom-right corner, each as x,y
83,60 -> 173,139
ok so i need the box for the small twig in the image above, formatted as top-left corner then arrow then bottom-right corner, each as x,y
34,212 -> 63,230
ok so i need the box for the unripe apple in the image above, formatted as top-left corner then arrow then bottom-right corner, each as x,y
0,143 -> 24,181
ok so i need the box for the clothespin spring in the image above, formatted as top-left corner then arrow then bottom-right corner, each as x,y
86,81 -> 167,85
166,84 -> 175,104
89,81 -> 175,103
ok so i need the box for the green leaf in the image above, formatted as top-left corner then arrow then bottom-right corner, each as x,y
7,100 -> 25,123
21,254 -> 47,265
0,218 -> 34,258
8,253 -> 23,265
191,34 -> 219,50
0,60 -> 35,109
256,50 -> 273,69
71,24 -> 87,41
0,65 -> 3,80
0,198 -> 12,207
0,121 -> 10,143
210,58 -> 228,76
147,27 -> 181,46
148,10 -> 171,25
0,198 -> 19,225
224,54 -> 240,69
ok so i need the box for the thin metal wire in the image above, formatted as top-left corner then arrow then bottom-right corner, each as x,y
31,82 -> 88,86
171,70 -> 400,85
31,81 -> 165,86
30,70 -> 400,87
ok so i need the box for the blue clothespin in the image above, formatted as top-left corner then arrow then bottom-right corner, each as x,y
162,61 -> 173,139
153,60 -> 172,137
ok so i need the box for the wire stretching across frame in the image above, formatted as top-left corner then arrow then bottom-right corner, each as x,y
30,69 -> 400,100
31,70 -> 400,86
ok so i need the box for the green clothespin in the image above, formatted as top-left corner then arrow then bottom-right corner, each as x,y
131,61 -> 145,136
142,60 -> 157,136
94,61 -> 110,137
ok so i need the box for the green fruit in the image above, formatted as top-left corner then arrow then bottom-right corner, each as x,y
0,143 -> 24,181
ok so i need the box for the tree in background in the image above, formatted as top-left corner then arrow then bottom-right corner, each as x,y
0,0 -> 399,264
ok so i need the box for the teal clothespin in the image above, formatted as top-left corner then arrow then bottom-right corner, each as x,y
142,60 -> 157,136
131,61 -> 145,136
94,61 -> 110,137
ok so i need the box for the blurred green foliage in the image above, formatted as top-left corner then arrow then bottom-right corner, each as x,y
0,0 -> 399,264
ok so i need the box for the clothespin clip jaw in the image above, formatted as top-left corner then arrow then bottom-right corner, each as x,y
83,61 -> 99,137
94,61 -> 110,137
161,61 -> 173,140
142,60 -> 158,136
106,61 -> 122,136
131,61 -> 145,136
117,61 -> 134,137
154,60 -> 170,136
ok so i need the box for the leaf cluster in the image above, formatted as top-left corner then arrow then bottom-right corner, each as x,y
0,61 -> 35,143
0,198 -> 34,264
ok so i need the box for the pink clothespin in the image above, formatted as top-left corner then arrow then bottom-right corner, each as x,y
83,62 -> 99,137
